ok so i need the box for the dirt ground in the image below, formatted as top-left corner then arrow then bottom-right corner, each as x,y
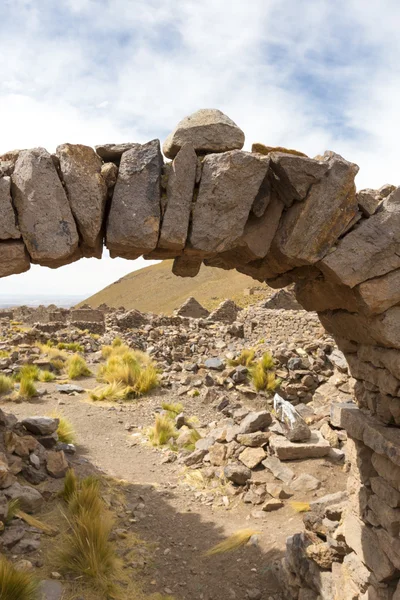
4,368 -> 347,600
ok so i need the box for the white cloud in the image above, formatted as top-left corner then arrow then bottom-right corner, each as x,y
0,0 -> 400,296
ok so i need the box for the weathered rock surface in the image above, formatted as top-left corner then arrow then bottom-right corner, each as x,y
158,143 -> 197,251
95,142 -> 138,162
107,140 -> 163,258
269,431 -> 330,460
163,109 -> 245,159
11,148 -> 79,267
174,297 -> 209,319
22,417 -> 59,436
56,144 -> 107,257
188,151 -> 269,254
0,176 -> 20,239
0,240 -> 30,278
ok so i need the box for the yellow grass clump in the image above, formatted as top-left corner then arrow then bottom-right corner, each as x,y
68,354 -> 91,379
250,352 -> 281,393
161,402 -> 184,417
39,370 -> 56,382
57,473 -> 119,596
96,345 -> 159,400
148,415 -> 178,446
0,374 -> 13,394
55,415 -> 75,444
228,348 -> 255,367
18,376 -> 37,399
90,381 -> 127,402
14,364 -> 40,382
204,529 -> 259,556
0,556 -> 38,600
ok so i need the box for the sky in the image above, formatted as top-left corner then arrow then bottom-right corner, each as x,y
1,0 -> 399,297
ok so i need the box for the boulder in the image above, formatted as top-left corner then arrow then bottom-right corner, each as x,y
0,240 -> 30,278
174,297 -> 209,319
107,140 -> 163,258
273,394 -> 311,442
239,411 -> 272,434
4,482 -> 43,513
239,447 -> 266,469
204,357 -> 224,371
22,417 -> 59,436
236,432 -> 271,447
95,143 -> 138,162
163,108 -> 245,159
46,451 -> 68,478
188,150 -> 269,254
158,143 -> 197,251
11,147 -> 79,267
224,463 -> 251,485
56,144 -> 107,257
270,153 -> 329,207
0,176 -> 20,239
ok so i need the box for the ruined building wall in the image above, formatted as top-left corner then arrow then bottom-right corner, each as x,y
1,108 -> 400,598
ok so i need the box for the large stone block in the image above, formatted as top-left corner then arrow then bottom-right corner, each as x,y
56,143 -> 107,257
370,477 -> 400,508
358,345 -> 400,381
371,453 -> 400,493
107,140 -> 163,258
188,151 -> 269,255
162,108 -> 245,159
158,143 -> 197,251
11,148 -> 79,267
269,431 -> 330,460
0,240 -> 30,278
346,354 -> 400,397
295,274 -> 361,313
357,268 -> 400,315
270,153 -> 328,206
320,189 -> 400,287
367,493 -> 400,536
0,176 -> 20,240
343,511 -> 397,581
272,152 -> 358,265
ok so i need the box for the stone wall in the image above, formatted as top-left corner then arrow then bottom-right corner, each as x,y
1,107 -> 400,596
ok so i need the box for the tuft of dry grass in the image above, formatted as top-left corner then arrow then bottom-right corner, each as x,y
250,352 -> 281,393
15,510 -> 57,535
96,346 -> 159,399
38,370 -> 55,382
57,342 -> 84,352
61,469 -> 79,503
148,415 -> 178,446
0,374 -> 13,395
68,354 -> 91,380
204,529 -> 259,556
6,499 -> 20,524
54,414 -> 75,444
14,364 -> 40,382
228,348 -> 255,367
0,556 -> 38,600
90,381 -> 127,402
18,376 -> 37,399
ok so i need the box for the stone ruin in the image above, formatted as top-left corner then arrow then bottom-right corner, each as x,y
1,106 -> 400,597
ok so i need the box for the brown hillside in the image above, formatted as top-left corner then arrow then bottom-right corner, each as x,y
79,260 -> 273,314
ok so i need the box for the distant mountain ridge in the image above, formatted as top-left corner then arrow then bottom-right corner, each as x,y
79,260 -> 272,315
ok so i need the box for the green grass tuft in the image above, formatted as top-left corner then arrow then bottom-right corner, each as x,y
56,415 -> 75,444
57,342 -> 84,352
161,402 -> 184,418
228,348 -> 255,367
250,352 -> 280,393
14,364 -> 40,382
38,370 -> 56,382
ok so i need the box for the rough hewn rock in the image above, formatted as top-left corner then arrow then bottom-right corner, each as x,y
0,240 -> 30,278
357,188 -> 381,217
188,151 -> 269,255
238,447 -> 266,469
269,431 -> 330,460
11,148 -> 79,267
56,144 -> 107,257
172,255 -> 202,277
163,109 -> 245,159
223,463 -> 251,485
0,176 -> 20,239
95,143 -> 138,162
208,299 -> 240,324
320,189 -> 400,287
107,140 -> 163,258
158,143 -> 197,251
22,417 -> 59,436
239,411 -> 272,434
272,152 -> 358,266
357,268 -> 400,315
270,153 -> 329,207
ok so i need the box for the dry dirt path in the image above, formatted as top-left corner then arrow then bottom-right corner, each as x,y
5,375 -> 347,600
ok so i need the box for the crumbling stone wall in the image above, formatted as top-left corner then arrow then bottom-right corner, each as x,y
1,107 -> 400,597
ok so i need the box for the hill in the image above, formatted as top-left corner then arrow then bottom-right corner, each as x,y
79,260 -> 273,314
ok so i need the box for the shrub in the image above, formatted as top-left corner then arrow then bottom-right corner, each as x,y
228,348 -> 255,367
0,374 -> 13,395
19,376 -> 37,399
0,556 -> 38,600
38,370 -> 55,382
112,336 -> 123,347
67,355 -> 91,380
148,415 -> 178,446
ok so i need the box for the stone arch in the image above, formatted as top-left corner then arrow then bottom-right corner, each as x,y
1,108 -> 400,596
